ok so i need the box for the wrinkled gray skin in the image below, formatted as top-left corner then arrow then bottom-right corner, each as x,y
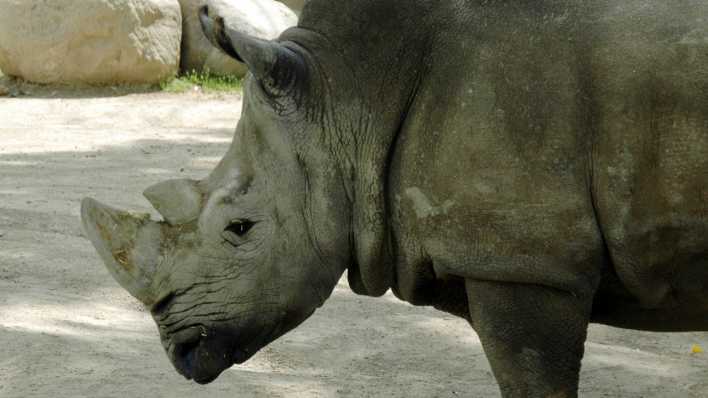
81,0 -> 708,396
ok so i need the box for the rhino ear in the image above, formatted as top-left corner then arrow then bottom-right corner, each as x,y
199,5 -> 305,97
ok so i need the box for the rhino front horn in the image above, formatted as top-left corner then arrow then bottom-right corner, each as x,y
81,198 -> 162,306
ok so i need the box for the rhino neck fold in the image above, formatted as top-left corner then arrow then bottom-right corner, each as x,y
346,71 -> 426,297
283,15 -> 431,296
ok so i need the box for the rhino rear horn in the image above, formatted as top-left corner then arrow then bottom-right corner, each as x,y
199,5 -> 305,96
143,179 -> 203,225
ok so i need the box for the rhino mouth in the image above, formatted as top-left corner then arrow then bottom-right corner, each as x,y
167,324 -> 258,384
172,332 -> 206,382
164,317 -> 290,384
154,293 -> 317,383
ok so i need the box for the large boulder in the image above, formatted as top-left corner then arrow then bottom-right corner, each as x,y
0,0 -> 181,85
179,0 -> 297,77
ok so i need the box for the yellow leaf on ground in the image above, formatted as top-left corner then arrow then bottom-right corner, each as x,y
691,344 -> 703,354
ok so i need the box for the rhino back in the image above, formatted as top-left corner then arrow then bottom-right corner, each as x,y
385,1 -> 708,317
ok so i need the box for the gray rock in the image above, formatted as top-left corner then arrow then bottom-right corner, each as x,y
0,0 -> 181,85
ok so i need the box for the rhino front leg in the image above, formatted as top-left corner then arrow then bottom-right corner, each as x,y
466,280 -> 593,398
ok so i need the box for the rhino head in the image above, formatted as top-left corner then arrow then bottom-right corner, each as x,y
80,5 -> 380,384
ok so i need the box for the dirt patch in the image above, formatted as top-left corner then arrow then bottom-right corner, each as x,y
0,91 -> 706,397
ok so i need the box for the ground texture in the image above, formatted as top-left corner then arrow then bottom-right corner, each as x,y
0,90 -> 706,397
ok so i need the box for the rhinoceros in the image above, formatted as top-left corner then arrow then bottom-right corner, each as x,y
80,0 -> 708,396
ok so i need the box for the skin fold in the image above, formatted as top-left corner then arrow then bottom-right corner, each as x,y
81,1 -> 708,396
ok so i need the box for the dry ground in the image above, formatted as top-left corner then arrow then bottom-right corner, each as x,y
0,88 -> 706,397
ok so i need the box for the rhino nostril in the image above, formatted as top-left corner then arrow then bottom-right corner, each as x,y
151,292 -> 176,315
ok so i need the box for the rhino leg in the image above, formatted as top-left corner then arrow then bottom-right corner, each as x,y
466,280 -> 592,398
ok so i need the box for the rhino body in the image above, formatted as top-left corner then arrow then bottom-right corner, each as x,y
81,0 -> 708,396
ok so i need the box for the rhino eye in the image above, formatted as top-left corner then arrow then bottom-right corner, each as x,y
224,219 -> 254,238
222,219 -> 255,248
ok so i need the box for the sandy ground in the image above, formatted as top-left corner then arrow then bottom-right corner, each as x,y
0,88 -> 706,398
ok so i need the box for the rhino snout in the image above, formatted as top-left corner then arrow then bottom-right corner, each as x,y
165,323 -> 254,384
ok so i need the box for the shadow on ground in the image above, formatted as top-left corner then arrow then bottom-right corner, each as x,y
0,92 -> 706,398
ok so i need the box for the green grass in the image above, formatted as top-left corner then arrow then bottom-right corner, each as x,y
160,70 -> 242,93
